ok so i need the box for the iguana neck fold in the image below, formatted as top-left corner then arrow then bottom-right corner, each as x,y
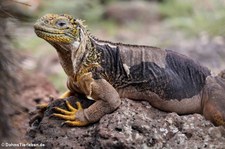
52,43 -> 74,76
51,35 -> 93,77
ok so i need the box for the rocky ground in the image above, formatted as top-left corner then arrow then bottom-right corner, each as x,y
27,96 -> 225,149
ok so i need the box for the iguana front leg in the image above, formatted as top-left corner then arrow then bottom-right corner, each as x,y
51,73 -> 121,126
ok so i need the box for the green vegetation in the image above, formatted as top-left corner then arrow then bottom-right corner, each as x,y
159,0 -> 225,36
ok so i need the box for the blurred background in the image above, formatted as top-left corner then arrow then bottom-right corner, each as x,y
4,0 -> 225,92
0,0 -> 225,143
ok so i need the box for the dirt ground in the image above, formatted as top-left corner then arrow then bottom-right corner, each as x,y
8,70 -> 58,143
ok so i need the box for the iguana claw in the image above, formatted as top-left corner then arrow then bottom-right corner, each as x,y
36,103 -> 49,109
29,91 -> 72,126
61,120 -> 88,127
51,101 -> 88,126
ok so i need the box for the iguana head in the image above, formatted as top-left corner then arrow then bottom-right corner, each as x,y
34,14 -> 92,76
34,14 -> 87,45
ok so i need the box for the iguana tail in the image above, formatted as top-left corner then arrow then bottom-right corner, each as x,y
202,76 -> 225,127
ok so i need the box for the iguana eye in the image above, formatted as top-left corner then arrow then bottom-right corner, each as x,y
56,20 -> 68,28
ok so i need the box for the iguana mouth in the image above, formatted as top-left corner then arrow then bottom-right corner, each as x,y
34,27 -> 74,43
34,28 -> 61,34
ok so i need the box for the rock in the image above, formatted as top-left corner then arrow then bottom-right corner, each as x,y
27,95 -> 225,149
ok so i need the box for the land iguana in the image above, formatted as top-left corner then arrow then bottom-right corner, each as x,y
33,14 -> 225,127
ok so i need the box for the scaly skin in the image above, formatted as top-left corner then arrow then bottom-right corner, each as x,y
33,14 -> 225,127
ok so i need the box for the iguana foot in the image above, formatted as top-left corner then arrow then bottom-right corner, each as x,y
51,101 -> 88,126
29,91 -> 73,126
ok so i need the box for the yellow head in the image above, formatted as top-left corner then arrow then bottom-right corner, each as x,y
34,14 -> 86,44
